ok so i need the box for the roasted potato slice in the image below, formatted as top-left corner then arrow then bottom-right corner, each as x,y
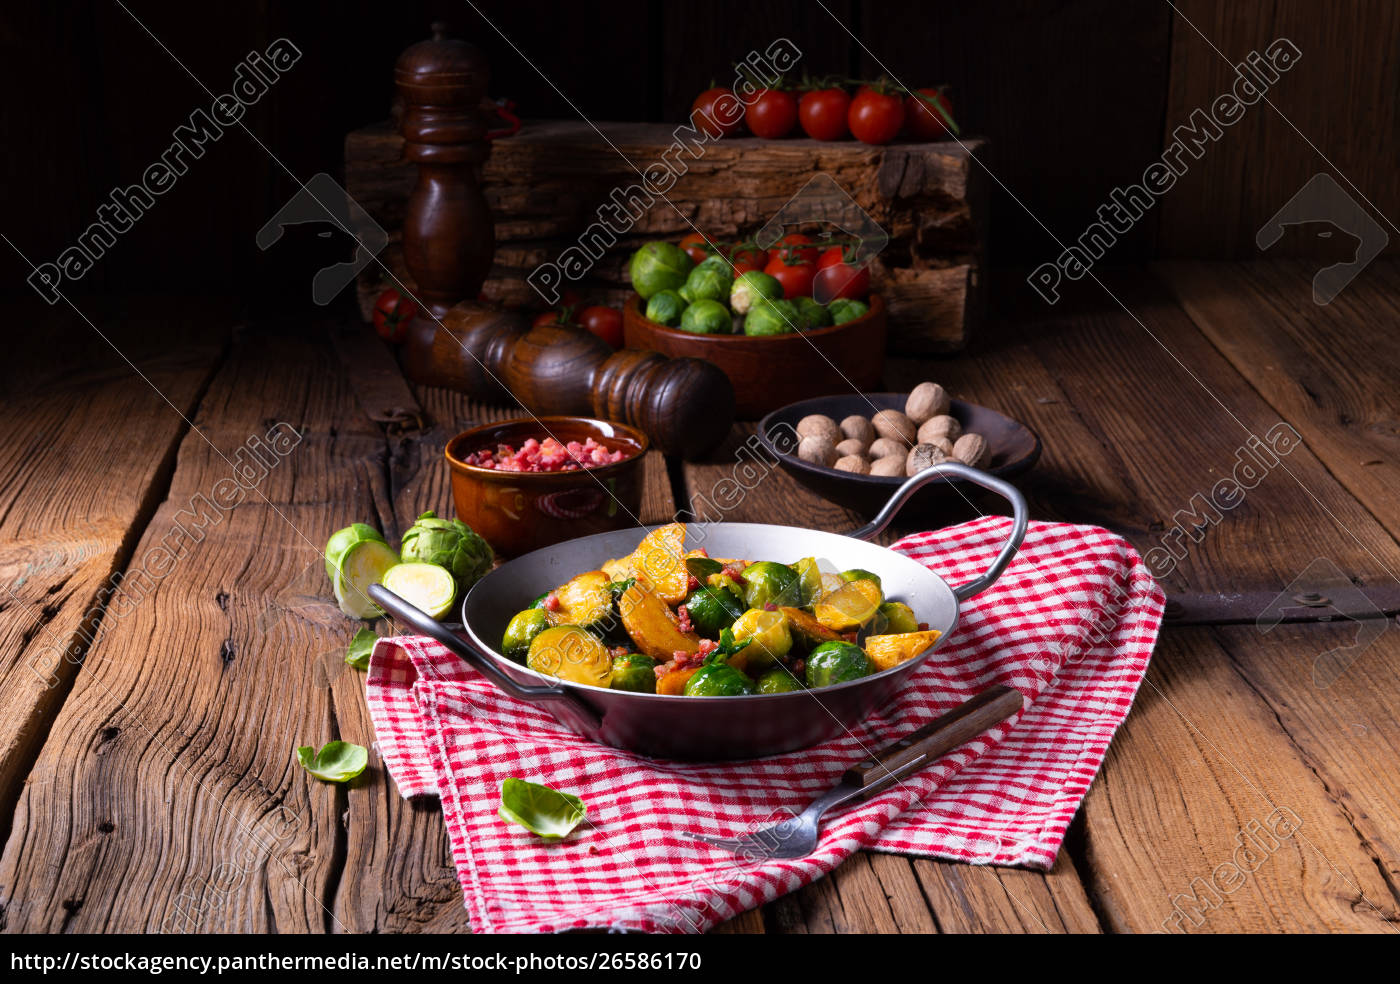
547,570 -> 613,628
863,629 -> 943,672
601,523 -> 689,604
657,665 -> 701,696
620,581 -> 700,660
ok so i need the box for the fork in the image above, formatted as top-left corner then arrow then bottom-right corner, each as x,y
692,685 -> 1024,860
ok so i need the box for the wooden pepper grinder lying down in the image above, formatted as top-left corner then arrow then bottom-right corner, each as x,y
393,26 -> 735,460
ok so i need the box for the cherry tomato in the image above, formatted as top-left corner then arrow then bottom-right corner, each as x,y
578,305 -> 624,349
691,87 -> 745,138
764,253 -> 816,298
372,288 -> 417,344
772,233 -> 818,266
746,89 -> 798,139
906,88 -> 956,141
729,244 -> 768,275
848,89 -> 905,145
812,262 -> 870,303
679,232 -> 712,266
798,88 -> 851,141
533,308 -> 577,329
817,246 -> 849,269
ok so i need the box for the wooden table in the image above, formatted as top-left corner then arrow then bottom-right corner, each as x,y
4,260 -> 1400,934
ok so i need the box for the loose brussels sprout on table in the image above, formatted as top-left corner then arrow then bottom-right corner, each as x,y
502,522 -> 940,698
400,511 -> 493,594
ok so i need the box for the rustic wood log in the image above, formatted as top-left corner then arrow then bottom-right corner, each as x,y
345,120 -> 987,353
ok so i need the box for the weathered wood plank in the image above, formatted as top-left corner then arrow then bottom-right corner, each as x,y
1081,626 -> 1400,932
0,326 -> 372,932
1155,258 -> 1400,544
0,301 -> 225,853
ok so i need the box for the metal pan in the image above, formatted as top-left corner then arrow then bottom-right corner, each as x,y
369,461 -> 1027,761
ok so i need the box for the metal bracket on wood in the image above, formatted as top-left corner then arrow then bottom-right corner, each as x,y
1164,581 -> 1400,625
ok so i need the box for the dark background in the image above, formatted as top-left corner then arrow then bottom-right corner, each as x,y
4,0 -> 1397,308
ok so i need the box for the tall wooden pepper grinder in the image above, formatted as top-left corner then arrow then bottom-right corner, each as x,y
394,24 -> 494,317
391,28 -> 734,459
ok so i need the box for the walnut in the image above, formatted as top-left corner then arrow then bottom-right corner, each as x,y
905,443 -> 950,476
917,414 -> 961,445
905,382 -> 950,424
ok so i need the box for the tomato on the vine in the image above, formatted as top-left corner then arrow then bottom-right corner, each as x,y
798,88 -> 851,141
372,288 -> 417,344
906,88 -> 956,141
772,233 -> 818,266
533,308 -> 576,329
812,262 -> 870,303
764,252 -> 816,298
579,305 -> 624,349
848,89 -> 905,145
691,87 -> 745,138
729,244 -> 768,275
746,89 -> 798,139
679,232 -> 712,266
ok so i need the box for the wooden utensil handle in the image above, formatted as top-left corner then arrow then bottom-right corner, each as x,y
842,685 -> 1023,792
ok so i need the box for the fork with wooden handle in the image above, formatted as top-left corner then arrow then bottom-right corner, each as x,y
692,686 -> 1024,859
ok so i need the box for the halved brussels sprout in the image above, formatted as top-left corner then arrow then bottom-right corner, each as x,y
526,625 -> 613,687
730,608 -> 792,671
812,579 -> 883,631
863,629 -> 942,672
805,640 -> 872,688
839,569 -> 882,589
792,557 -> 822,606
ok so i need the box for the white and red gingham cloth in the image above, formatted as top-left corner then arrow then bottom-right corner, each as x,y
365,518 -> 1164,933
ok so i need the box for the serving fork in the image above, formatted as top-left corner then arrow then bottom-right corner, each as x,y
692,685 -> 1024,859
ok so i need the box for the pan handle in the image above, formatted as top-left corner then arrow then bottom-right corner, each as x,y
847,461 -> 1028,602
368,584 -> 603,729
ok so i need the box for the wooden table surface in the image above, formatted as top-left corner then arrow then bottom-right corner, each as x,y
3,259 -> 1400,934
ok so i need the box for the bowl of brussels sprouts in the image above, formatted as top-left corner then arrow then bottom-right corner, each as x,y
369,462 -> 1027,760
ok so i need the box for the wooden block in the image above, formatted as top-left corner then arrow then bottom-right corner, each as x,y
345,119 -> 987,353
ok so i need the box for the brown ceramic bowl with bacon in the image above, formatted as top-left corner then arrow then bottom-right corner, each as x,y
444,416 -> 649,557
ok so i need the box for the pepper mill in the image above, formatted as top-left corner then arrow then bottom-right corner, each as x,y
395,23 -> 495,318
391,27 -> 736,460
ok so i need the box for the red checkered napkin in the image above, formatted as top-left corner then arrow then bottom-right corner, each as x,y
365,518 -> 1164,933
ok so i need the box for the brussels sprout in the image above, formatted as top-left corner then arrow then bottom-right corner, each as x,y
400,511 -> 493,594
679,299 -> 731,335
324,523 -> 386,584
743,298 -> 802,337
331,538 -> 400,619
679,265 -> 733,305
629,242 -> 694,299
381,562 -> 457,619
827,298 -> 870,325
756,667 -> 805,694
805,640 -> 872,688
683,584 -> 745,638
683,661 -> 755,697
796,297 -> 832,330
839,569 -> 882,589
502,608 -> 550,662
739,561 -> 801,610
876,601 -> 919,635
645,288 -> 686,326
730,608 -> 793,670
527,625 -> 613,687
792,557 -> 822,605
685,556 -> 724,582
610,653 -> 658,693
729,271 -> 784,314
696,255 -> 732,274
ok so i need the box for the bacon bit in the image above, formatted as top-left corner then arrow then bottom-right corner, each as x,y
608,646 -> 629,660
792,659 -> 804,676
841,631 -> 858,643
917,622 -> 929,631
696,638 -> 719,657
675,605 -> 693,634
722,563 -> 746,584
762,602 -> 777,612
542,592 -> 562,613
463,436 -> 628,472
692,548 -> 710,558
686,574 -> 701,591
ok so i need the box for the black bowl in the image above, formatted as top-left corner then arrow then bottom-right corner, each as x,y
759,394 -> 1041,518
